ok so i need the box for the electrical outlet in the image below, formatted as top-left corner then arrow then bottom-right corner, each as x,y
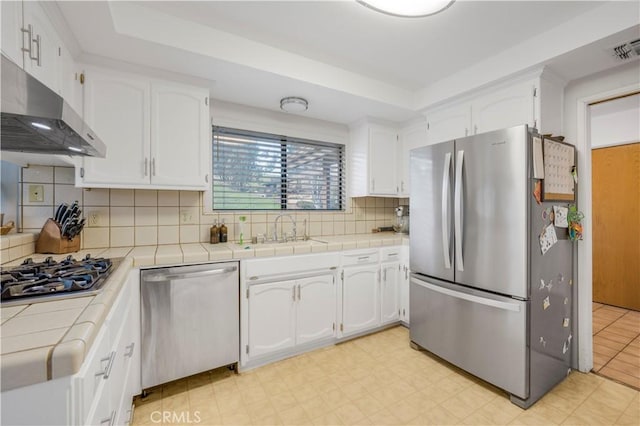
88,211 -> 101,226
180,210 -> 192,223
28,185 -> 44,202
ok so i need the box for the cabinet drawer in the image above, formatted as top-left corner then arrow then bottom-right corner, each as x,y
380,247 -> 401,262
85,378 -> 114,426
245,253 -> 340,280
341,249 -> 379,266
77,326 -> 111,424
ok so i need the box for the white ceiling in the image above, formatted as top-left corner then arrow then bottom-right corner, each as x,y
55,0 -> 640,125
142,1 -> 604,90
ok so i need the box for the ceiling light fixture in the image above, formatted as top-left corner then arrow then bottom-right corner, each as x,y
357,0 -> 455,18
280,97 -> 308,113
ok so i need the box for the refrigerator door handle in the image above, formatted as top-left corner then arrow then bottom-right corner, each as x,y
441,152 -> 452,269
454,150 -> 464,271
411,278 -> 521,312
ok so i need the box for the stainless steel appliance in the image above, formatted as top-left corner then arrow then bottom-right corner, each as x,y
1,55 -> 106,157
141,262 -> 240,389
1,255 -> 119,306
410,124 -> 574,408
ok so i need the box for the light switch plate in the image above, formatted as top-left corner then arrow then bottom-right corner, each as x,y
28,185 -> 44,202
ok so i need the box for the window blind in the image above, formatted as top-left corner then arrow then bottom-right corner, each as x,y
212,126 -> 345,210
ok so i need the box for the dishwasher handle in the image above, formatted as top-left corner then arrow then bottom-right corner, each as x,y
145,266 -> 238,282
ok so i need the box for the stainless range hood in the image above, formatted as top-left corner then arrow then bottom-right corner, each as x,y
1,55 -> 106,157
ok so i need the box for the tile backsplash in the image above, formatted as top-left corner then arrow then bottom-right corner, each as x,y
17,166 -> 400,249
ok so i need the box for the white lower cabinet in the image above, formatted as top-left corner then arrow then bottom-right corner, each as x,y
248,280 -> 297,358
399,264 -> 410,324
79,275 -> 139,426
248,275 -> 336,359
341,263 -> 380,336
380,261 -> 400,325
296,275 -> 337,345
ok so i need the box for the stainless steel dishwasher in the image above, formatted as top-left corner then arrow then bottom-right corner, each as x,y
141,261 -> 239,390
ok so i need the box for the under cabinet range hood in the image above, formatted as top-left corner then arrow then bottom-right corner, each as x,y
0,55 -> 106,157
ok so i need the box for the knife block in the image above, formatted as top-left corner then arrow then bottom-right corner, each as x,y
36,219 -> 81,254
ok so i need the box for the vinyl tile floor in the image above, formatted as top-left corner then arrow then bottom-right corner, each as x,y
133,326 -> 639,425
592,302 -> 640,390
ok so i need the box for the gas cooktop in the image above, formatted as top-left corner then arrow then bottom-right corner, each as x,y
1,255 -> 121,306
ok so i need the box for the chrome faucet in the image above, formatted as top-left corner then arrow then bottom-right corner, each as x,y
273,214 -> 297,242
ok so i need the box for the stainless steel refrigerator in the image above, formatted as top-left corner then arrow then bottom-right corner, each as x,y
409,124 -> 574,408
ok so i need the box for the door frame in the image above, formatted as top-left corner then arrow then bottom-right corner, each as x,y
574,82 -> 639,372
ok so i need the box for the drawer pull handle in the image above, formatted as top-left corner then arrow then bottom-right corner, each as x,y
100,410 -> 116,426
358,256 -> 370,261
96,351 -> 116,379
125,342 -> 135,358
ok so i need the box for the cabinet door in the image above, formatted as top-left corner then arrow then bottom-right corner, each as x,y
248,281 -> 296,358
471,82 -> 535,134
400,265 -> 410,324
398,123 -> 427,197
296,275 -> 336,345
369,127 -> 398,195
1,1 -> 23,66
342,265 -> 380,336
380,262 -> 400,324
82,69 -> 150,186
426,103 -> 471,145
150,81 -> 209,188
22,1 -> 60,93
59,45 -> 82,115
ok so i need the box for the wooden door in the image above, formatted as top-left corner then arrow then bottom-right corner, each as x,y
592,143 -> 640,310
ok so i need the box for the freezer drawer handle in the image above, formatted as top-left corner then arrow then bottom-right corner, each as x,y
454,150 -> 465,271
442,152 -> 452,270
145,266 -> 238,282
412,279 -> 521,312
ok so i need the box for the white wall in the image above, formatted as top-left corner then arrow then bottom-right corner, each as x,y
211,99 -> 349,145
0,161 -> 20,229
563,60 -> 640,372
590,94 -> 640,148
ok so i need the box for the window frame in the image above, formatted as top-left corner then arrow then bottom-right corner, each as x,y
205,126 -> 346,212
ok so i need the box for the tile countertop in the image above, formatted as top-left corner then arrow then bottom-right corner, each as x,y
0,233 -> 408,392
0,255 -> 134,392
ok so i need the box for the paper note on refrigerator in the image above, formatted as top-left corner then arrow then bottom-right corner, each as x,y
539,224 -> 558,255
553,206 -> 569,228
533,136 -> 545,179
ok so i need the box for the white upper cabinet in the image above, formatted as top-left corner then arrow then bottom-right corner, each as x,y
423,70 -> 564,151
425,103 -> 472,145
2,1 -> 65,94
350,121 -> 399,197
22,1 -> 61,93
150,81 -> 210,188
59,44 -> 83,115
1,1 -> 24,65
471,82 -> 535,135
78,67 -> 210,190
81,68 -> 151,187
398,121 -> 427,197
